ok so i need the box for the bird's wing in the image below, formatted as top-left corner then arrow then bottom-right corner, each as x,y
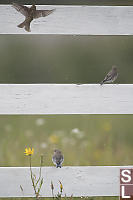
58,155 -> 64,164
52,156 -> 56,165
104,70 -> 113,81
34,9 -> 55,19
60,155 -> 64,164
12,3 -> 29,17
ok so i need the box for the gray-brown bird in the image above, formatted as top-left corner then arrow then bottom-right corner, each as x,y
12,3 -> 55,32
52,149 -> 64,168
100,65 -> 118,85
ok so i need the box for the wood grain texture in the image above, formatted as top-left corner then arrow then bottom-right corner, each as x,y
0,84 -> 132,114
1,5 -> 133,35
0,166 -> 132,197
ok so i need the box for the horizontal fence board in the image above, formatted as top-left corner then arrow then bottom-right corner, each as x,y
1,5 -> 133,35
0,166 -> 132,197
0,84 -> 132,114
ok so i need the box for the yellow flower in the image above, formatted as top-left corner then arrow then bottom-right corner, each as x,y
24,147 -> 34,156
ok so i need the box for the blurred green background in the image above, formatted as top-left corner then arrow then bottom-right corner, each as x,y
0,35 -> 133,84
0,115 -> 132,167
0,115 -> 132,200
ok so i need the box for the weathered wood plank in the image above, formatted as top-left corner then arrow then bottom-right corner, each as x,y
1,5 -> 133,35
0,166 -> 132,197
0,84 -> 132,114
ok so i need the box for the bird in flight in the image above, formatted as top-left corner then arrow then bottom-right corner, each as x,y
12,3 -> 55,32
52,149 -> 64,168
100,65 -> 118,85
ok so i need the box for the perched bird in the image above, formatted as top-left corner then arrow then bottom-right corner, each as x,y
52,149 -> 64,168
12,3 -> 55,32
100,65 -> 118,85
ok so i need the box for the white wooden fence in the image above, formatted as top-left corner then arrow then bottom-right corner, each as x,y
1,5 -> 133,34
0,166 -> 133,197
0,84 -> 132,114
0,3 -> 133,198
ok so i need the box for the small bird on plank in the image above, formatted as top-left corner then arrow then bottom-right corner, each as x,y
100,65 -> 118,85
12,3 -> 55,32
52,149 -> 64,168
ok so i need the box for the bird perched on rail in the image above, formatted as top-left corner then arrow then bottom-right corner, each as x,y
12,3 -> 55,32
100,65 -> 118,85
52,149 -> 64,168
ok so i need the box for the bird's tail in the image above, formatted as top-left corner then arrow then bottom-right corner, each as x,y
24,21 -> 31,32
56,163 -> 62,168
100,80 -> 105,85
18,20 -> 31,32
18,21 -> 25,28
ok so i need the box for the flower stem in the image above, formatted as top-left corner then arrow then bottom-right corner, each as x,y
29,155 -> 38,200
